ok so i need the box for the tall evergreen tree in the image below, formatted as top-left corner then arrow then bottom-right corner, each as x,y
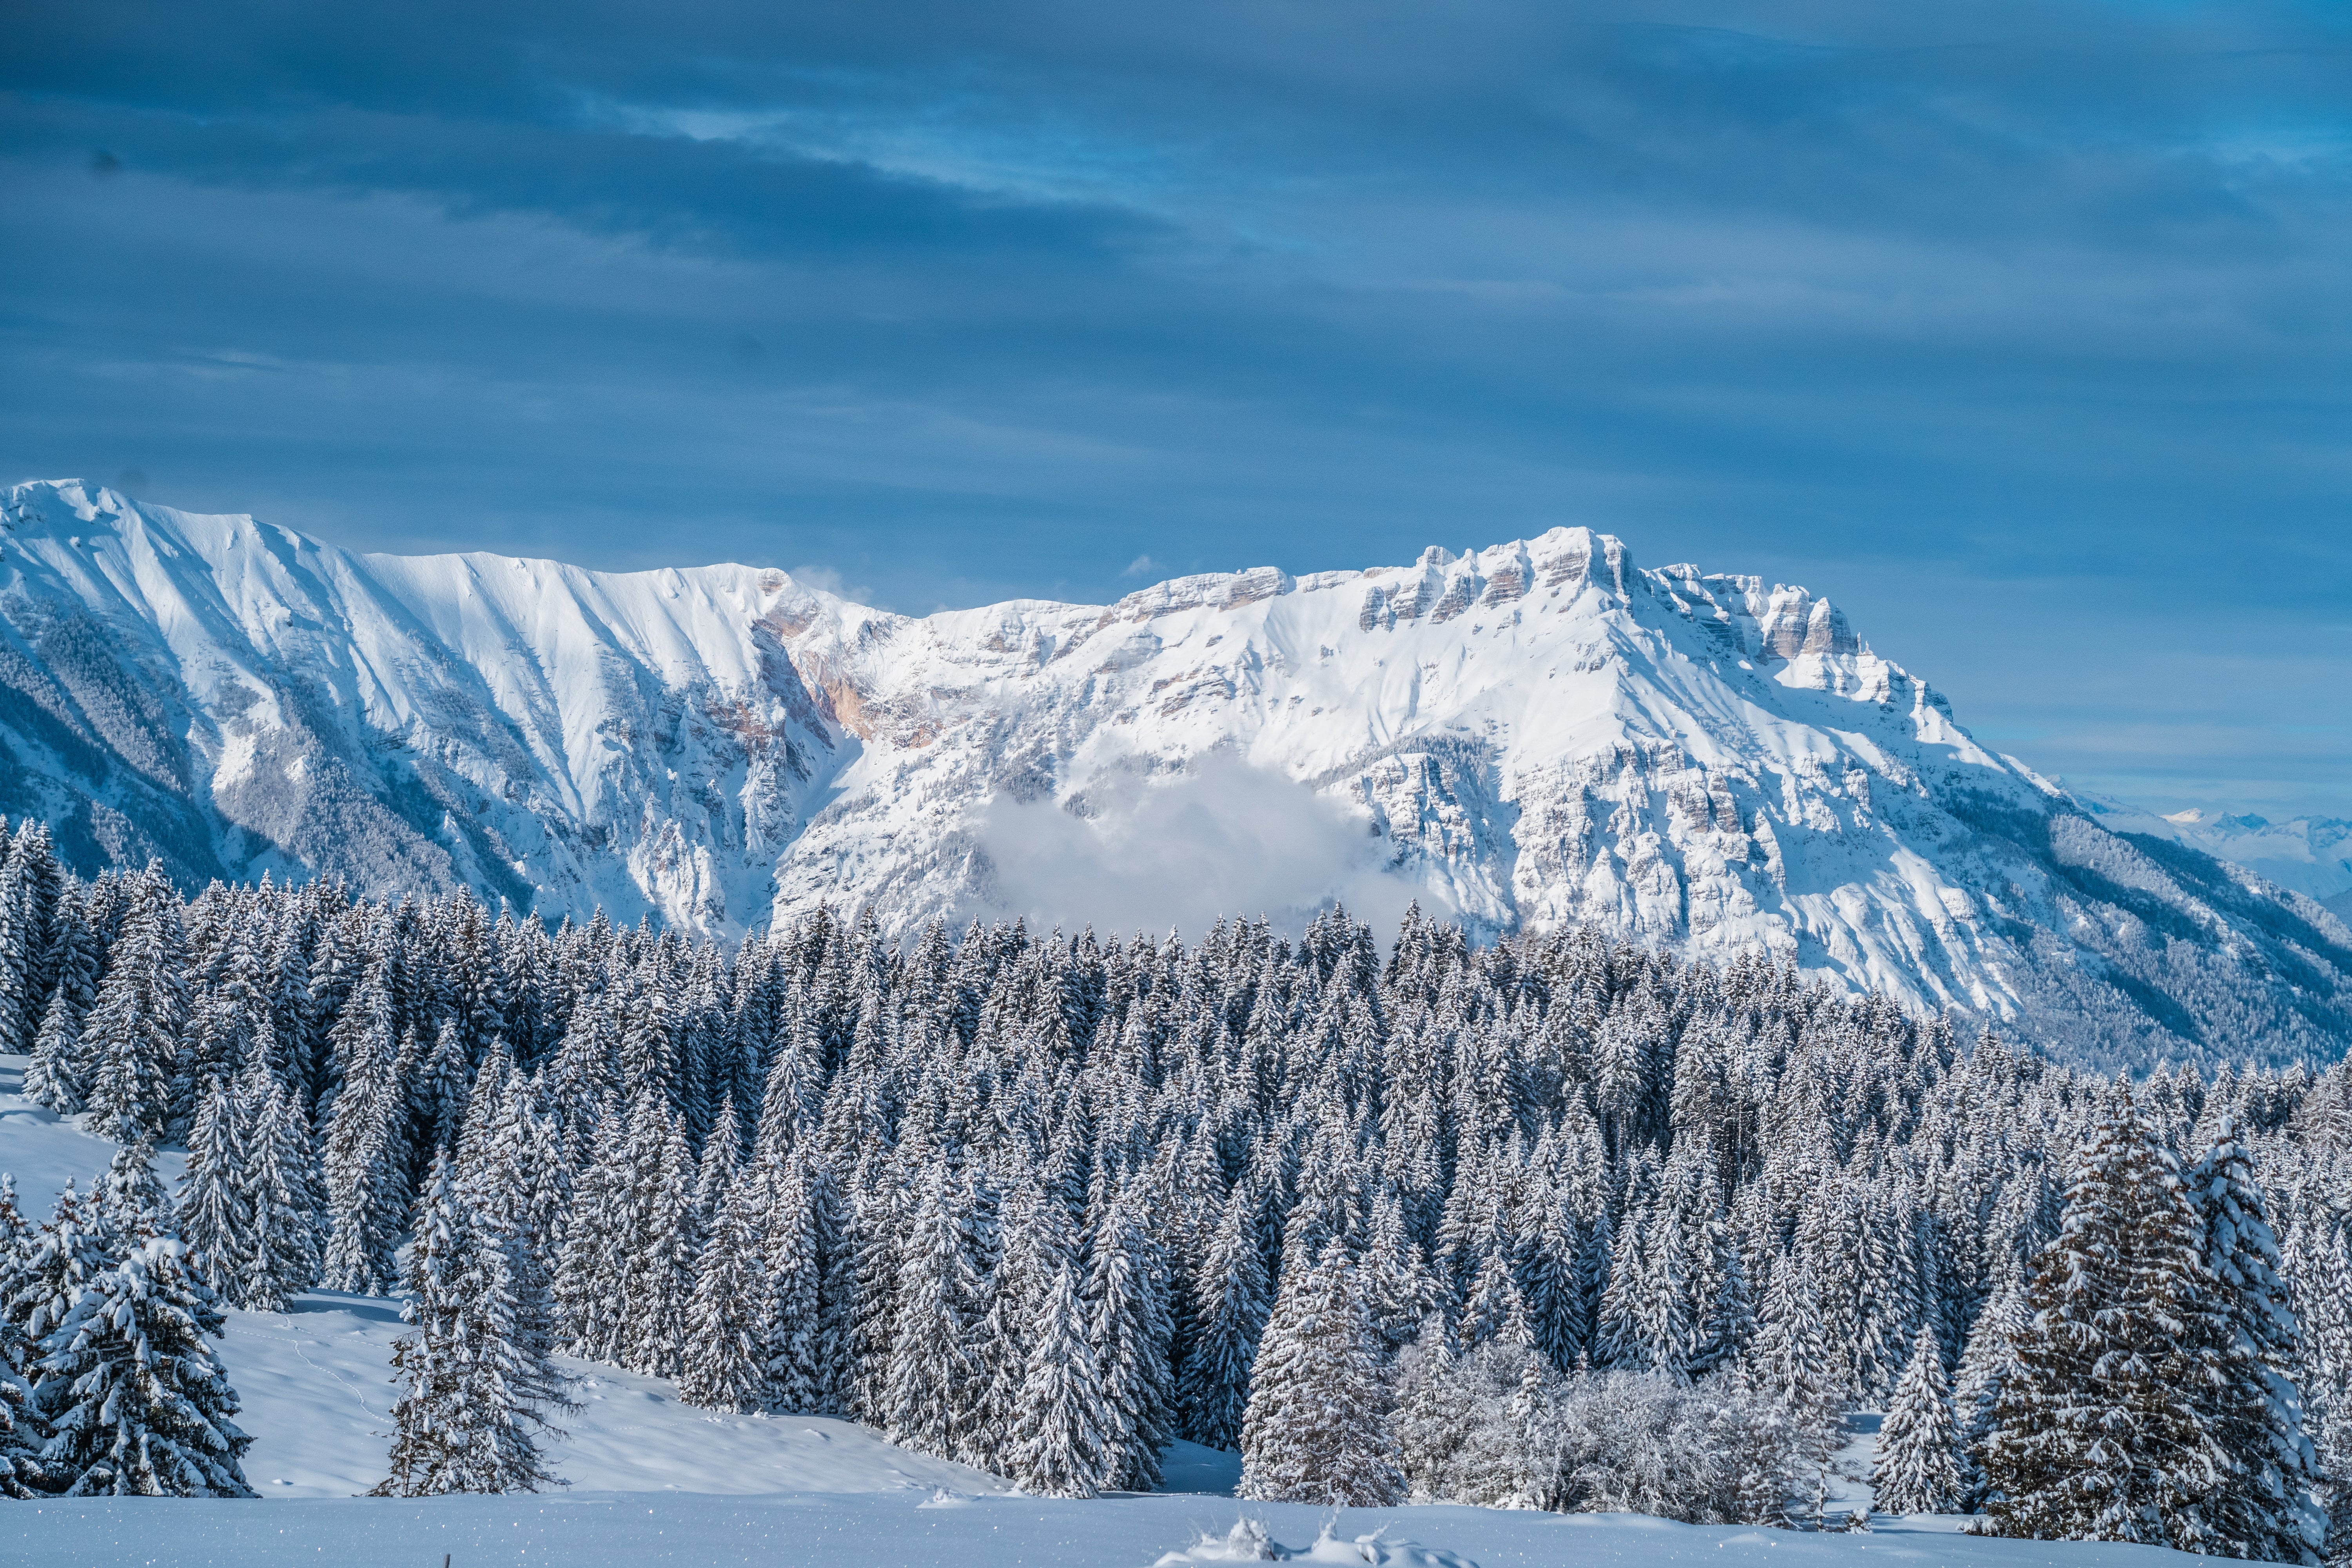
174,1081 -> 254,1303
1088,1187 -> 1176,1492
1008,1255 -> 1110,1498
82,867 -> 188,1144
1873,1324 -> 1962,1515
1178,1182 -> 1270,1451
1238,1239 -> 1403,1506
678,1161 -> 771,1414
2176,1122 -> 2325,1562
1981,1100 -> 2217,1547
373,1153 -> 563,1495
883,1165 -> 985,1460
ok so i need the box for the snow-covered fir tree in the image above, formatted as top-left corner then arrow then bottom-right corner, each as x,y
2176,1122 -> 2325,1562
1873,1323 -> 1962,1515
31,1237 -> 254,1496
677,1160 -> 772,1414
1238,1238 -> 1403,1506
1981,1096 -> 2214,1547
373,1152 -> 563,1495
173,1082 -> 252,1303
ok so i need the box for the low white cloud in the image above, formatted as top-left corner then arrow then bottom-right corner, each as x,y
788,561 -> 876,607
1119,554 -> 1156,579
970,752 -> 1435,938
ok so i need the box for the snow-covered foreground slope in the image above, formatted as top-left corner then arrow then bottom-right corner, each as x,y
4,1492 -> 2201,1568
2,479 -> 2347,1071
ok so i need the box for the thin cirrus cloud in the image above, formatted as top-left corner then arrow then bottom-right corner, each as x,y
0,0 -> 2347,817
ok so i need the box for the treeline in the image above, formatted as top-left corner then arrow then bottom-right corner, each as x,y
0,815 -> 2346,1559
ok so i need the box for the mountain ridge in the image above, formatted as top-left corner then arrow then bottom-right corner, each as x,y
1,475 -> 2346,1073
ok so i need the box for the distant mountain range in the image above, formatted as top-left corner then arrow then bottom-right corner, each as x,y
1,476 -> 2345,1073
2086,801 -> 2352,924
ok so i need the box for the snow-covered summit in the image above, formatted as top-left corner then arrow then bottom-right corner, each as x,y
1,478 -> 2346,1071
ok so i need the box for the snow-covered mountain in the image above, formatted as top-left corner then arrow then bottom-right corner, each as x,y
2,477 -> 2347,1071
2084,800 -> 2352,924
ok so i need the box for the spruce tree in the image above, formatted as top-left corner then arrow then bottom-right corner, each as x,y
32,1237 -> 255,1496
882,1166 -> 985,1461
174,1081 -> 254,1303
1178,1182 -> 1270,1451
82,867 -> 188,1144
373,1153 -> 563,1494
1981,1100 -> 2216,1546
244,1069 -> 324,1311
1873,1323 -> 1962,1515
1008,1256 -> 1110,1497
0,1181 -> 46,1496
758,1151 -> 824,1414
2176,1122 -> 2325,1562
1238,1238 -> 1403,1506
678,1160 -> 771,1414
22,886 -> 98,1115
1953,1271 -> 2027,1509
1088,1188 -> 1176,1492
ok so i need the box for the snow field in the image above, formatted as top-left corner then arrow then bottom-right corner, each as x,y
0,1493 -> 2200,1568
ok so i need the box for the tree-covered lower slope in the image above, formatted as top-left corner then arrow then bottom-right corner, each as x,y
2,801 -> 2351,1556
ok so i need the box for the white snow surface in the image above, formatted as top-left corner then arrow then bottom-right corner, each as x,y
2,1493 -> 2204,1568
2,479 -> 2347,1069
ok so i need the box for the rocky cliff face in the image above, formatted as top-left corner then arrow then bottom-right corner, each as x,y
3,477 -> 2346,1072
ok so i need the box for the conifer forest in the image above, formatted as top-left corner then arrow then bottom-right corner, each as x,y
1,814 -> 2347,1562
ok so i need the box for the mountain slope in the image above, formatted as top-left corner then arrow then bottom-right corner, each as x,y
2,477 -> 2347,1073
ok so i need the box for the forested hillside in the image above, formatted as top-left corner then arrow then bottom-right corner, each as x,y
0,809 -> 2345,1557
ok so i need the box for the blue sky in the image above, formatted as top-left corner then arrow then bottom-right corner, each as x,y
2,1 -> 2346,818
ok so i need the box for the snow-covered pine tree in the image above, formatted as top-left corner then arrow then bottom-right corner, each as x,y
757,1151 -> 824,1414
82,866 -> 189,1144
1088,1185 -> 1176,1492
372,1152 -> 563,1495
1980,1098 -> 2216,1546
174,1080 -> 254,1303
2281,1214 -> 2352,1557
241,1054 -> 324,1311
554,1096 -> 630,1365
22,884 -> 100,1115
677,1159 -> 771,1414
842,1170 -> 904,1424
1177,1180 -> 1270,1451
614,1091 -> 693,1378
31,1236 -> 254,1496
1238,1238 -> 1403,1506
1953,1269 -> 2027,1509
1743,1252 -> 1846,1474
94,1140 -> 169,1244
2175,1120 -> 2325,1563
320,1003 -> 404,1296
883,1163 -> 985,1460
1873,1323 -> 1962,1515
1008,1252 -> 1110,1498
0,824 -> 55,1054
0,1179 -> 46,1497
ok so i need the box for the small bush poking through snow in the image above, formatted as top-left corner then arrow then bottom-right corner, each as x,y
1152,1516 -> 1479,1566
